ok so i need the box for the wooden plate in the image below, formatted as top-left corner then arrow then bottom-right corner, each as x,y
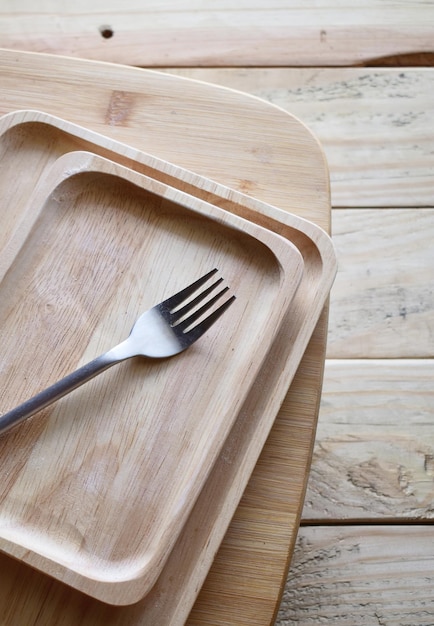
0,110 -> 336,618
0,138 -> 304,605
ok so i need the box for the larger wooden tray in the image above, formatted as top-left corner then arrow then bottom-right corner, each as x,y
0,110 -> 336,620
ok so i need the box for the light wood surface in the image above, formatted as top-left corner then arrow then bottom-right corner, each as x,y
1,1 -> 434,623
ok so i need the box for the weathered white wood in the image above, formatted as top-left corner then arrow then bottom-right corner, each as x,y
276,525 -> 434,625
164,68 -> 434,208
1,1 -> 433,66
327,208 -> 434,358
302,359 -> 434,521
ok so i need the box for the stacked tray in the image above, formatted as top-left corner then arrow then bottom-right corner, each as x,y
0,110 -> 336,614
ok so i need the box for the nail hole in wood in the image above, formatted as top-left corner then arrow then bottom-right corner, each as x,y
99,26 -> 114,39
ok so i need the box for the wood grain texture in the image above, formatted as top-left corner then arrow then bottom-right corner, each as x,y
1,1 -> 434,66
163,68 -> 434,208
303,359 -> 434,522
327,208 -> 434,358
276,525 -> 434,625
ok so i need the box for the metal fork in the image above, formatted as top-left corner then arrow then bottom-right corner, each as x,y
0,269 -> 235,436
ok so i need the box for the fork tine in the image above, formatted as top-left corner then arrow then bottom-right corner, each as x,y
161,268 -> 218,310
169,277 -> 224,323
176,285 -> 230,331
183,294 -> 236,342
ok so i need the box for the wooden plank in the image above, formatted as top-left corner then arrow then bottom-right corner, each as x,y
328,208 -> 434,358
1,1 -> 434,66
302,360 -> 434,521
164,68 -> 434,208
275,525 -> 434,625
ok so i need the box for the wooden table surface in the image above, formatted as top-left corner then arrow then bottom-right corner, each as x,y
1,2 -> 434,624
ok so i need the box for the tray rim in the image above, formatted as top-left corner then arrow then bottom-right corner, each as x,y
0,134 -> 306,603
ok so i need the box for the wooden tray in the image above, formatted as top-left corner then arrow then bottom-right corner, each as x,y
0,110 -> 336,618
0,136 -> 304,604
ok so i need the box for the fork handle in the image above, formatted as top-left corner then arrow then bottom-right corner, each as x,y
0,341 -> 132,436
